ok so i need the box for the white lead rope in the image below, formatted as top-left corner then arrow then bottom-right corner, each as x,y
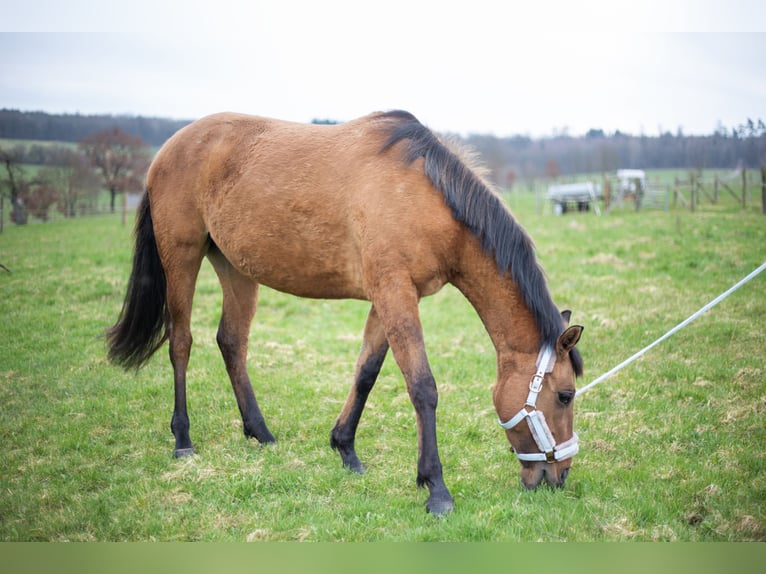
576,260 -> 766,398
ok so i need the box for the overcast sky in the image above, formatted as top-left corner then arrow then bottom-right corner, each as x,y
2,1 -> 765,137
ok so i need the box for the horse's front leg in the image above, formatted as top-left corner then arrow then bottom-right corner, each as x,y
372,281 -> 455,515
331,306 -> 389,473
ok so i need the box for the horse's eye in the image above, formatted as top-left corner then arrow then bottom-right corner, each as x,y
558,391 -> 574,406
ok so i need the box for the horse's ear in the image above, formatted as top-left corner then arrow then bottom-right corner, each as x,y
561,310 -> 572,326
557,325 -> 583,356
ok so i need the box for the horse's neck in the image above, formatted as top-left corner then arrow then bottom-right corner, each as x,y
450,236 -> 540,363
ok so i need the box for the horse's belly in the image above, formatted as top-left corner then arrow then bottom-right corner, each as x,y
224,241 -> 367,300
260,268 -> 367,300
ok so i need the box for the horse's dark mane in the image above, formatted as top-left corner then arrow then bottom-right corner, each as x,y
379,110 -> 583,375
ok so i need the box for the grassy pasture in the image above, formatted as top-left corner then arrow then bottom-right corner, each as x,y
0,192 -> 764,541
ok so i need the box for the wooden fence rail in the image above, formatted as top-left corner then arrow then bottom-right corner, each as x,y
674,167 -> 766,213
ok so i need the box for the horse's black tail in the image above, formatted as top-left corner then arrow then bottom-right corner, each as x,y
106,194 -> 168,370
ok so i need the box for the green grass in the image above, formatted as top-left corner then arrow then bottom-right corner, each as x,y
0,193 -> 764,541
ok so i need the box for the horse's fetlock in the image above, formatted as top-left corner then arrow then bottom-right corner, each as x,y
170,411 -> 190,433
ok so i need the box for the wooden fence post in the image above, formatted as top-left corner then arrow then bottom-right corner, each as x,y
666,184 -> 671,211
535,180 -> 542,215
713,175 -> 719,203
690,173 -> 696,213
742,167 -> 747,208
673,177 -> 678,209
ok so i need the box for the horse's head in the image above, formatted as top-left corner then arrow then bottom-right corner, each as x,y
493,312 -> 583,490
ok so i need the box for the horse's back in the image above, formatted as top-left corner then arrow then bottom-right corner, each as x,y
147,112 -> 461,300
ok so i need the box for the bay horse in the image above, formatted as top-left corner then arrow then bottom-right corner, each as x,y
107,110 -> 584,515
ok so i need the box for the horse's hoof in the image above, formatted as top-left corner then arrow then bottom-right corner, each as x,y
244,421 -> 276,444
426,497 -> 455,516
173,447 -> 196,458
345,459 -> 365,475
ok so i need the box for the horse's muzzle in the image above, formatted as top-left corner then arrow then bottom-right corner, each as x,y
520,461 -> 571,490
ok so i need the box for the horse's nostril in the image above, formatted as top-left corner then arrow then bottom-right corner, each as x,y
559,467 -> 569,484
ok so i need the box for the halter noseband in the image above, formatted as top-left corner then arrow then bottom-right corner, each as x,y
497,346 -> 579,463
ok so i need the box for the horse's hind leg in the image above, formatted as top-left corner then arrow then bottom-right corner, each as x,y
331,306 -> 389,473
164,245 -> 206,458
208,249 -> 275,444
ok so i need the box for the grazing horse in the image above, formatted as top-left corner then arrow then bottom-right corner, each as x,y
107,110 -> 584,514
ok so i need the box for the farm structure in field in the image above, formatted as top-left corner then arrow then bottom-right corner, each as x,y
547,169 -> 670,215
547,181 -> 602,215
608,169 -> 668,211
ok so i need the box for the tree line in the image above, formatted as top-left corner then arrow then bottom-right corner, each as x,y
464,119 -> 766,187
0,109 -> 190,148
3,109 -> 765,178
2,109 -> 765,224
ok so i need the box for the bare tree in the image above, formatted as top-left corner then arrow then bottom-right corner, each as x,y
544,158 -> 560,180
505,169 -> 517,192
21,183 -> 58,222
41,148 -> 101,218
0,146 -> 30,224
80,127 -> 150,213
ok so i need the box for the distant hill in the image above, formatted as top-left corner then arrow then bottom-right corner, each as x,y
0,109 -> 192,147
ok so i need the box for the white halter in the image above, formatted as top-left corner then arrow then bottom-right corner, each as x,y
497,346 -> 579,463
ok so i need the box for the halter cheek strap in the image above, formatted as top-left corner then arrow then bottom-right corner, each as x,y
497,346 -> 579,463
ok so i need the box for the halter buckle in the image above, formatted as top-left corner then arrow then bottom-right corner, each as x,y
545,450 -> 556,463
529,373 -> 544,393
